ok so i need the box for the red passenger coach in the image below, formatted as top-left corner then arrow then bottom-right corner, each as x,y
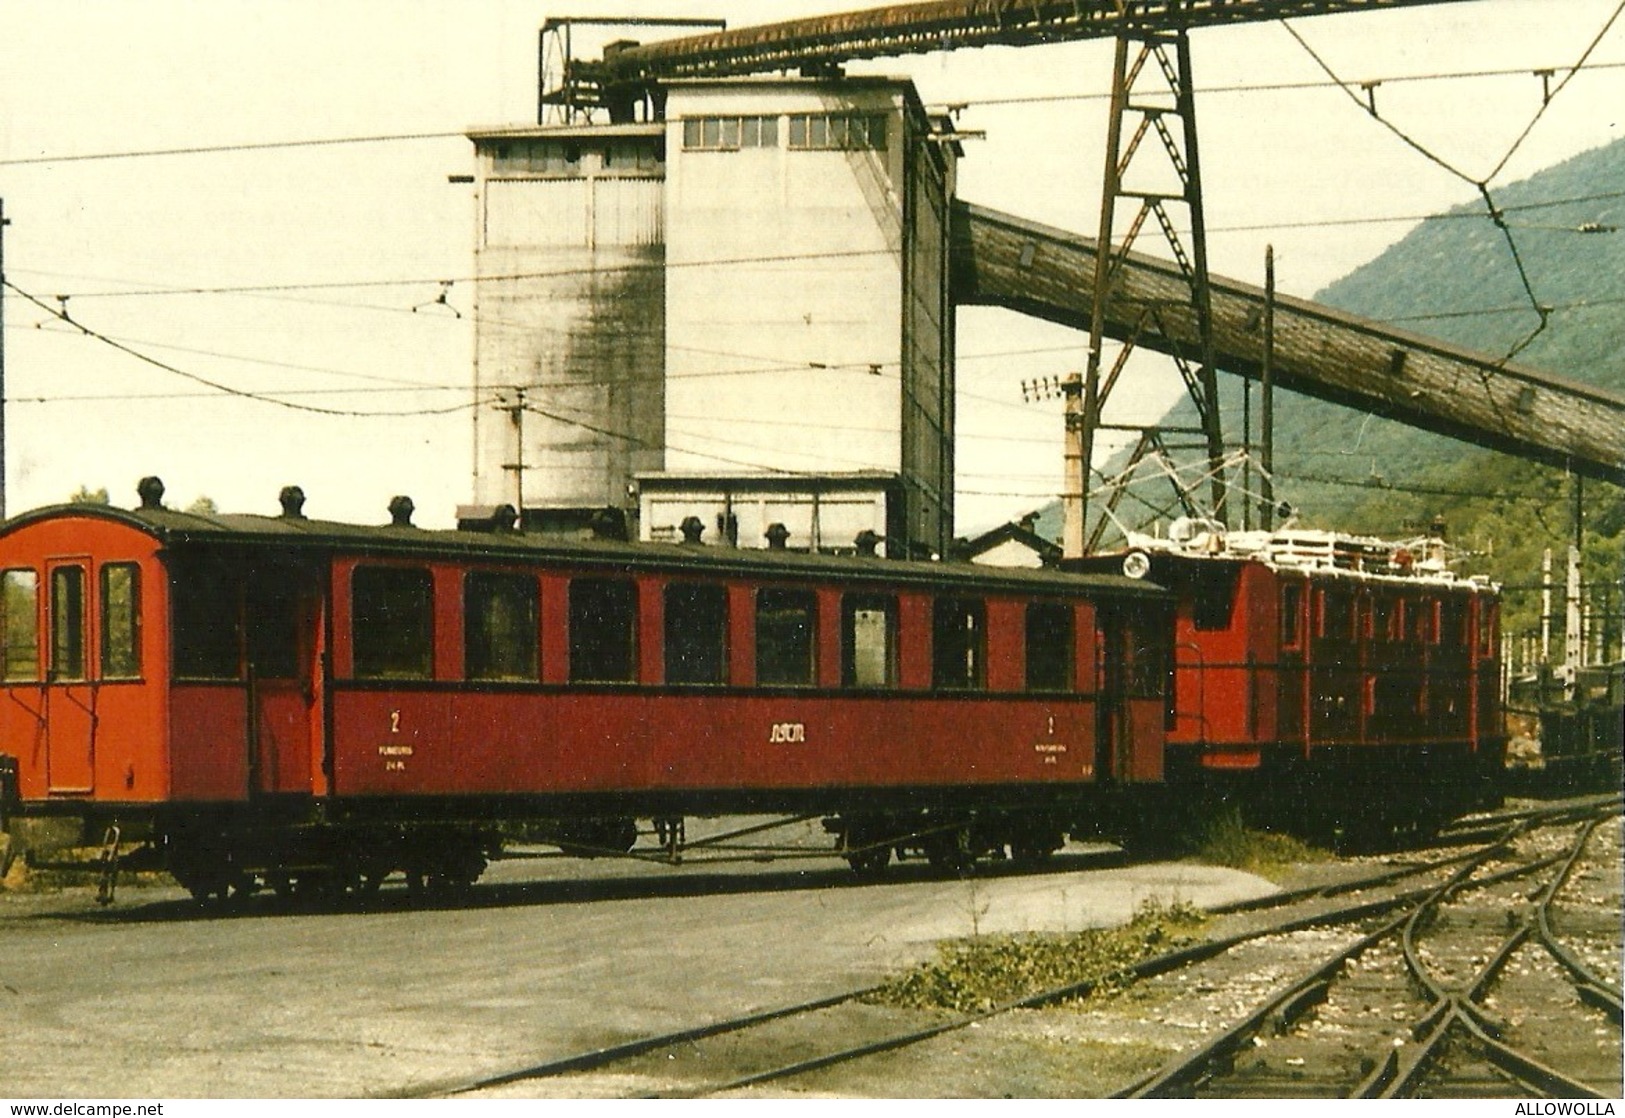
1076,524 -> 1504,839
0,482 -> 1169,898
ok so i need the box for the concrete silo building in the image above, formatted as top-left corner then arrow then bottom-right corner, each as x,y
465,75 -> 958,557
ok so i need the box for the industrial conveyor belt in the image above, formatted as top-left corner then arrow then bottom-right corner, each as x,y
952,201 -> 1625,485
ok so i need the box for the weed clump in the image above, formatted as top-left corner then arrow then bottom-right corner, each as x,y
1195,808 -> 1329,877
870,901 -> 1206,1014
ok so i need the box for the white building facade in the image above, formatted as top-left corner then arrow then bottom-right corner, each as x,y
467,76 -> 957,556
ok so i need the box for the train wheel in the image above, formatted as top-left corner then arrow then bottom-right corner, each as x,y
925,829 -> 974,877
845,845 -> 891,877
1010,830 -> 1063,868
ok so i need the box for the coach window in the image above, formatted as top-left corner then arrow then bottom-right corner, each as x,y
756,588 -> 817,687
466,572 -> 538,682
246,578 -> 302,680
665,582 -> 728,686
100,564 -> 141,679
1125,614 -> 1170,699
1025,602 -> 1074,692
49,567 -> 86,682
1281,583 -> 1303,649
352,566 -> 433,679
842,594 -> 896,688
1,569 -> 39,682
933,597 -> 985,690
569,578 -> 637,683
171,559 -> 240,679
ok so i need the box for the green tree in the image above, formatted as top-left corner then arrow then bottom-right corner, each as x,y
68,485 -> 109,505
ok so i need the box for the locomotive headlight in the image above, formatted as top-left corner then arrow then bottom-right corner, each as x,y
1122,550 -> 1152,580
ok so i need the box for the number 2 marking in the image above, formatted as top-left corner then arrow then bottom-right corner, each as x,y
390,710 -> 401,734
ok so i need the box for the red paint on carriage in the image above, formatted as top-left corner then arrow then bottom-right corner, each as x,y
0,493 -> 1168,888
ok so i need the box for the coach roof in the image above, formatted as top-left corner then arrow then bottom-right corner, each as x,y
2,502 -> 1167,601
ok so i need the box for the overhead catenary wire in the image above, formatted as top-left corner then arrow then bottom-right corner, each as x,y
1281,2 -> 1625,367
6,57 -> 1625,168
4,280 -> 490,419
30,184 -> 1625,308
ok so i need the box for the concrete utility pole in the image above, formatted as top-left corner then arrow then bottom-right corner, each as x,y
1261,245 -> 1275,532
1541,548 -> 1553,662
1062,373 -> 1085,560
502,386 -> 527,515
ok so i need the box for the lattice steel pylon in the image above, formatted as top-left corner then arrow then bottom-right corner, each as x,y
1075,28 -> 1226,558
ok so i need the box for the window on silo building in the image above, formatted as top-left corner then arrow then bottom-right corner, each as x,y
682,116 -> 779,151
787,113 -> 888,151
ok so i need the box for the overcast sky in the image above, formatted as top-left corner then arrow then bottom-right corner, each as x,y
2,0 -> 1621,532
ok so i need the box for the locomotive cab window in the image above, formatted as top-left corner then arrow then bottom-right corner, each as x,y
1477,600 -> 1499,655
1190,567 -> 1240,631
1316,587 -> 1354,642
1,569 -> 39,682
466,572 -> 539,682
50,566 -> 86,682
842,594 -> 896,689
932,597 -> 985,690
1371,595 -> 1398,643
665,582 -> 727,686
1410,598 -> 1436,644
1440,598 -> 1469,646
569,578 -> 637,684
1025,602 -> 1074,692
1281,582 -> 1303,649
757,588 -> 817,687
100,564 -> 141,679
352,566 -> 433,680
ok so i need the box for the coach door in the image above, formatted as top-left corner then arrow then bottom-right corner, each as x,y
1096,608 -> 1128,784
245,561 -> 322,797
43,558 -> 95,793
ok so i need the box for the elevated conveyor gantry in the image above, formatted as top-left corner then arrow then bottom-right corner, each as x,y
580,0 -> 1482,92
953,202 -> 1625,486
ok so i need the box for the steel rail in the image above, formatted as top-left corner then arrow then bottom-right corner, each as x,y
397,830 -> 1522,1100
384,802 -> 1610,1099
382,984 -> 883,1099
1354,814 -> 1619,1099
1210,794 -> 1625,917
669,822 -> 1575,1098
1121,832 -> 1542,1098
1532,817 -> 1625,1023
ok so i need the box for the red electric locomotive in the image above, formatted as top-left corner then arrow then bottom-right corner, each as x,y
0,480 -> 1170,898
1073,521 -> 1504,840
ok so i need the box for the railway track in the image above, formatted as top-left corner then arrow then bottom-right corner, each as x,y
1117,800 -> 1623,1099
383,795 -> 1621,1099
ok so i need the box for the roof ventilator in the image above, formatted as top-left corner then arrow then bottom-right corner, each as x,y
388,496 -> 415,527
279,486 -> 307,519
765,523 -> 790,550
854,529 -> 881,557
136,476 -> 165,511
679,516 -> 705,545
